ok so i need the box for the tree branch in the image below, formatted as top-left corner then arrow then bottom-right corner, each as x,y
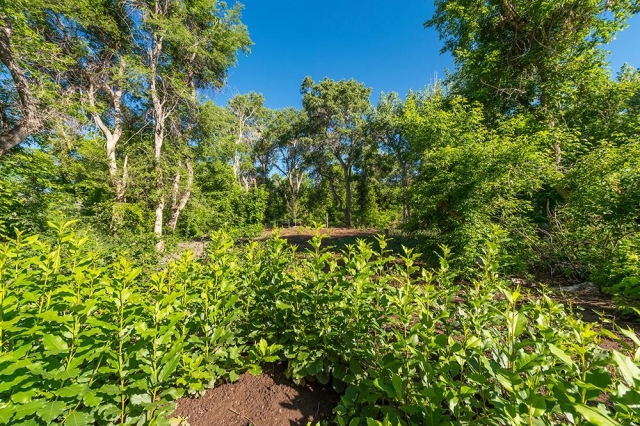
0,25 -> 42,155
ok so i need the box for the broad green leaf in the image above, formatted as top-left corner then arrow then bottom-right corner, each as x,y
43,335 -> 69,353
348,418 -> 361,426
259,338 -> 268,356
527,394 -> 546,417
573,404 -> 617,426
0,405 -> 15,425
275,300 -> 292,310
548,344 -> 576,369
36,401 -> 66,423
585,370 -> 612,390
391,374 -> 403,399
82,391 -> 102,407
131,393 -> 152,406
515,353 -> 542,372
13,400 -> 46,421
38,310 -> 72,324
618,327 -> 640,348
612,350 -> 640,387
64,411 -> 93,426
496,373 -> 514,393
0,375 -> 31,393
465,335 -> 481,349
514,312 -> 527,337
11,390 -> 37,404
158,353 -> 181,384
55,384 -> 86,398
99,384 -> 120,395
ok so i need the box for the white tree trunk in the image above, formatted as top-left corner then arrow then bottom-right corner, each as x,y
167,159 -> 194,232
149,31 -> 167,251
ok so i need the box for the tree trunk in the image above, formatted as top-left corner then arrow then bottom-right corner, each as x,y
0,26 -> 42,155
167,159 -> 193,232
343,166 -> 352,228
401,167 -> 410,224
109,155 -> 129,231
149,32 -> 166,252
154,195 -> 165,252
233,149 -> 241,184
87,74 -> 127,204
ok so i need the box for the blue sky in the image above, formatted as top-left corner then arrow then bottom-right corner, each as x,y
208,1 -> 640,110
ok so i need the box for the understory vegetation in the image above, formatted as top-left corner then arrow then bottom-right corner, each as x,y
2,0 -> 640,424
0,224 -> 639,425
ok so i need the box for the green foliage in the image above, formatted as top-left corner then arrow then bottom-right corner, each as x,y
0,224 -> 251,425
0,149 -> 80,238
607,235 -> 640,309
405,96 -> 558,270
302,77 -> 375,227
556,141 -> 640,301
179,161 -> 267,238
3,225 -> 638,425
426,0 -> 638,115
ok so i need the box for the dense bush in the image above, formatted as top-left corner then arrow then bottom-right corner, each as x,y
0,224 -> 639,425
404,98 -> 559,273
555,141 -> 640,302
0,150 -> 80,239
179,161 -> 268,238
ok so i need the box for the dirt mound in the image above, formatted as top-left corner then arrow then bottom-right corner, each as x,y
171,364 -> 340,425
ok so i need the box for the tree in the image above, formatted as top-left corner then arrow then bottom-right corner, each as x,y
403,92 -> 559,266
0,0 -> 77,154
52,2 -> 138,223
131,0 -> 251,249
427,0 -> 638,117
372,91 -> 421,224
227,92 -> 267,190
426,0 -> 639,169
301,77 -> 373,227
267,108 -> 309,225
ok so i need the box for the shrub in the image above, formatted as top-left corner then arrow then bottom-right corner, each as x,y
0,223 -> 638,425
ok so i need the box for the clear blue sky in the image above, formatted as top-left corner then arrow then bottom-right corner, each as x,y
209,1 -> 640,110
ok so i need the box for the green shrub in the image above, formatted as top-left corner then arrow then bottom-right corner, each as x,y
0,223 -> 638,425
557,141 -> 640,297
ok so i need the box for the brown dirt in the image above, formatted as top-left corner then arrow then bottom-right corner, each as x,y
171,363 -> 340,426
256,227 -> 380,252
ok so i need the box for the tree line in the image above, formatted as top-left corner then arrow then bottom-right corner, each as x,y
1,0 -> 640,301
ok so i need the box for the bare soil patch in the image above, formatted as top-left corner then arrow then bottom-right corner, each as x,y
256,227 -> 379,252
171,363 -> 339,426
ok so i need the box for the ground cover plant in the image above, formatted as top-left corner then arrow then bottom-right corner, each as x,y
0,222 -> 638,425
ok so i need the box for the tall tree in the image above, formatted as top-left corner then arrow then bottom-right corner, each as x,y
372,91 -> 421,224
227,92 -> 266,190
53,2 -> 138,221
426,0 -> 639,167
427,0 -> 638,113
267,108 -> 309,225
0,0 -> 76,154
132,0 -> 251,249
301,77 -> 372,227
